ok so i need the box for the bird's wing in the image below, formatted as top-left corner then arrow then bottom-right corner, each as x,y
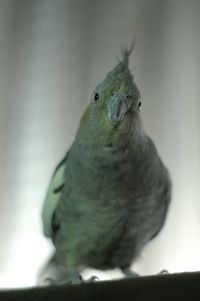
42,155 -> 68,238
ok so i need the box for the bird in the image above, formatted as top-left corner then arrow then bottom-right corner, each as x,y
41,43 -> 171,284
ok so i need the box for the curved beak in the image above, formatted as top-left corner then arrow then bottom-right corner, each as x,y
108,93 -> 129,126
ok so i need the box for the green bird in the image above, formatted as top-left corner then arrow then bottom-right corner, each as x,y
42,44 -> 171,283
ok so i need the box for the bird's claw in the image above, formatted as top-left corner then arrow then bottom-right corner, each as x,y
45,274 -> 99,285
45,274 -> 83,285
85,275 -> 99,282
157,269 -> 169,275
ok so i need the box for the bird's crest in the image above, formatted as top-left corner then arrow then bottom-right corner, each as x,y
120,39 -> 136,66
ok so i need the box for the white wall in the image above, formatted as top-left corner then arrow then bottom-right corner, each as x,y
0,0 -> 200,287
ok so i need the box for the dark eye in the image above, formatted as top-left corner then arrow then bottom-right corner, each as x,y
138,101 -> 141,107
94,93 -> 99,101
127,94 -> 131,99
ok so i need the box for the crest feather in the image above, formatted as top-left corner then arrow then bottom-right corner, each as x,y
121,39 -> 136,66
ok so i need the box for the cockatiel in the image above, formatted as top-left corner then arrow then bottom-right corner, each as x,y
42,44 -> 171,283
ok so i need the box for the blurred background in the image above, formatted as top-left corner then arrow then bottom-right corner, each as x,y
0,0 -> 200,288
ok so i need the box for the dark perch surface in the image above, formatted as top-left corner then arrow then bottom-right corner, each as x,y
0,272 -> 200,301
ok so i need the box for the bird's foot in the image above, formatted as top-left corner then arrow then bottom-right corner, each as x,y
85,275 -> 99,283
45,273 -> 83,285
121,267 -> 140,278
121,267 -> 169,279
157,269 -> 169,275
45,274 -> 99,285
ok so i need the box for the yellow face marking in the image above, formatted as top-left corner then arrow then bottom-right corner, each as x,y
80,106 -> 90,125
119,81 -> 126,94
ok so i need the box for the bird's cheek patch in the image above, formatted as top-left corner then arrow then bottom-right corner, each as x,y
81,106 -> 90,125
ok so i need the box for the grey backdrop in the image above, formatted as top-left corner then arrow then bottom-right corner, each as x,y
0,0 -> 200,287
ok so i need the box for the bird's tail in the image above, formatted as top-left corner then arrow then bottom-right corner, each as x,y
37,253 -> 68,286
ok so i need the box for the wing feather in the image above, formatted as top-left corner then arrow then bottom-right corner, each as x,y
42,155 -> 67,238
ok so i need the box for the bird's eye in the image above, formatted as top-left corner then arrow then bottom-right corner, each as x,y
127,94 -> 131,99
138,101 -> 141,108
94,93 -> 99,101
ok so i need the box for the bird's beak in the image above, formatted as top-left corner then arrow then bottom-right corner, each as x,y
108,93 -> 129,126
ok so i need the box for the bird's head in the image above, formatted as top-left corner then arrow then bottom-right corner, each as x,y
77,44 -> 142,149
